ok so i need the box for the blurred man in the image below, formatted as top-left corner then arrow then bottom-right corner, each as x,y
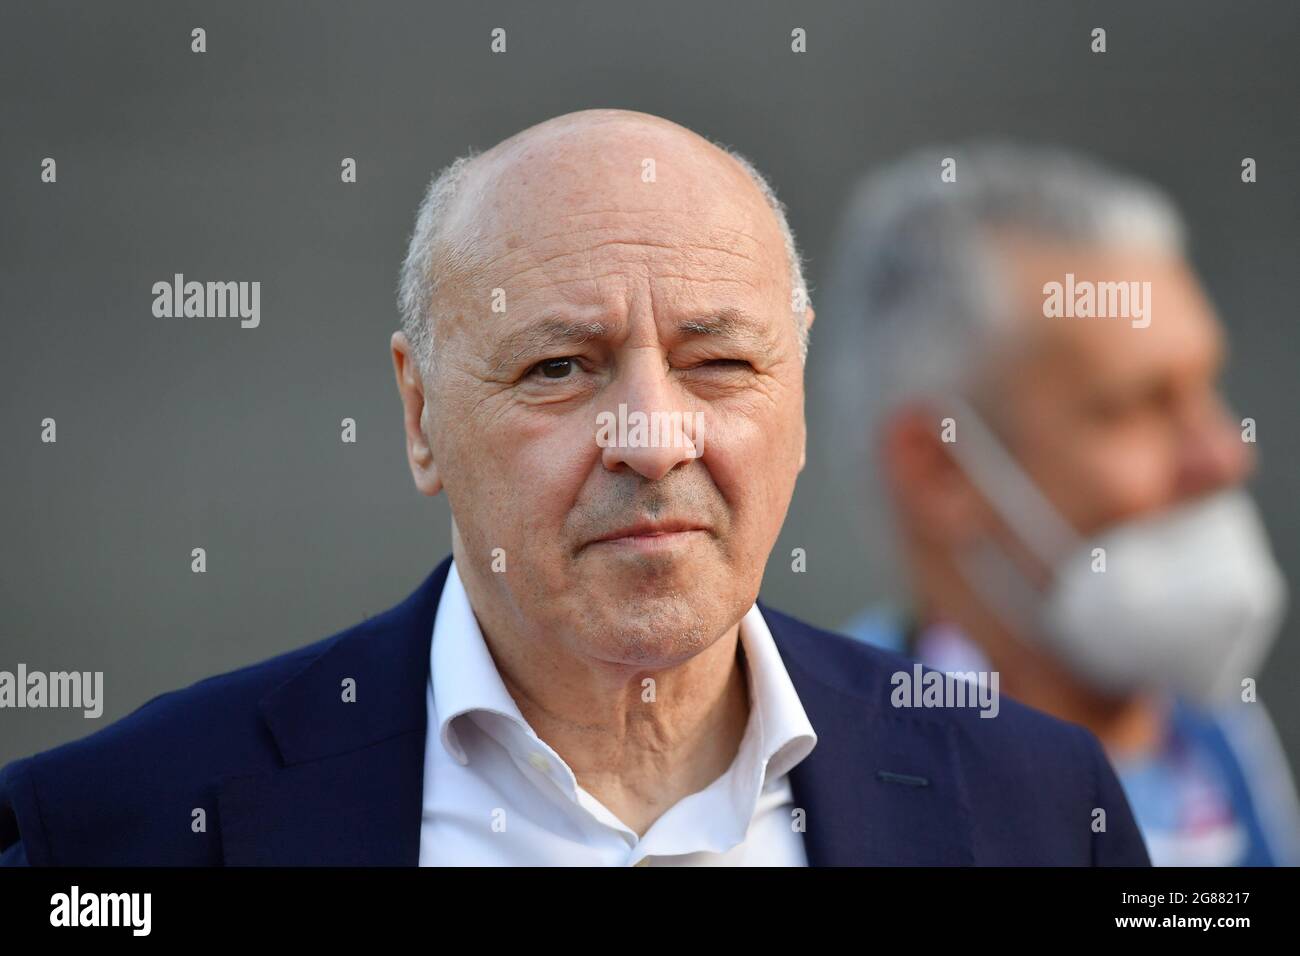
823,143 -> 1300,865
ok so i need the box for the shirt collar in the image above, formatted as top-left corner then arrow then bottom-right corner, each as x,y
430,559 -> 534,766
735,601 -> 819,784
430,558 -> 818,841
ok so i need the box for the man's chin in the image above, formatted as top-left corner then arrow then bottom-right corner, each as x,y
575,549 -> 718,597
572,601 -> 728,668
553,568 -> 728,648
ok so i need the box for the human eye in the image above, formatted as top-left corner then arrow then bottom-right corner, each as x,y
526,356 -> 580,380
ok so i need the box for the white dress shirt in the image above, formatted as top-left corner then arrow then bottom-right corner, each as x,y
419,559 -> 818,866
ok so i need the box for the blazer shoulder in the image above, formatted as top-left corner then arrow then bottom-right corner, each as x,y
760,603 -> 1150,864
28,628 -> 338,770
0,627 -> 346,865
1,562 -> 447,865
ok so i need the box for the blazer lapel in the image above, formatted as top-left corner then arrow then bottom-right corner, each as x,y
218,557 -> 453,865
761,602 -> 976,865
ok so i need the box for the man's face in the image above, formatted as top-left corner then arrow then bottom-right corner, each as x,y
980,233 -> 1252,542
401,120 -> 809,667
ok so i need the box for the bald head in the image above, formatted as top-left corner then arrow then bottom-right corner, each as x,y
397,109 -> 809,373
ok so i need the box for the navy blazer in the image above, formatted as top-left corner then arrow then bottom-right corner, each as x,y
0,555 -> 1150,866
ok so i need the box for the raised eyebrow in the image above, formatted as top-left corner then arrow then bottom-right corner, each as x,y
487,317 -> 609,374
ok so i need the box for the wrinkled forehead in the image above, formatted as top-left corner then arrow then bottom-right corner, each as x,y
445,124 -> 789,296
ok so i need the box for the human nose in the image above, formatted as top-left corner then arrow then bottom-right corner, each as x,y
1176,390 -> 1254,498
597,353 -> 703,481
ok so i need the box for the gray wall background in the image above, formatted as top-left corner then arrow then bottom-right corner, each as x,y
2,1 -> 1297,769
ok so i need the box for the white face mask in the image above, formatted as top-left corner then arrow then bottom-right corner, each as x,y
941,396 -> 1288,705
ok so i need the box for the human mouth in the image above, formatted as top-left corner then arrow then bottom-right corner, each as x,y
586,520 -> 710,552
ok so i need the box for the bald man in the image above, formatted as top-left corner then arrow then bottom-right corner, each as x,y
0,110 -> 1149,866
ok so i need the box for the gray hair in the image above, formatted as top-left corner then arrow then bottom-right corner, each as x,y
818,142 -> 1188,589
396,142 -> 810,374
